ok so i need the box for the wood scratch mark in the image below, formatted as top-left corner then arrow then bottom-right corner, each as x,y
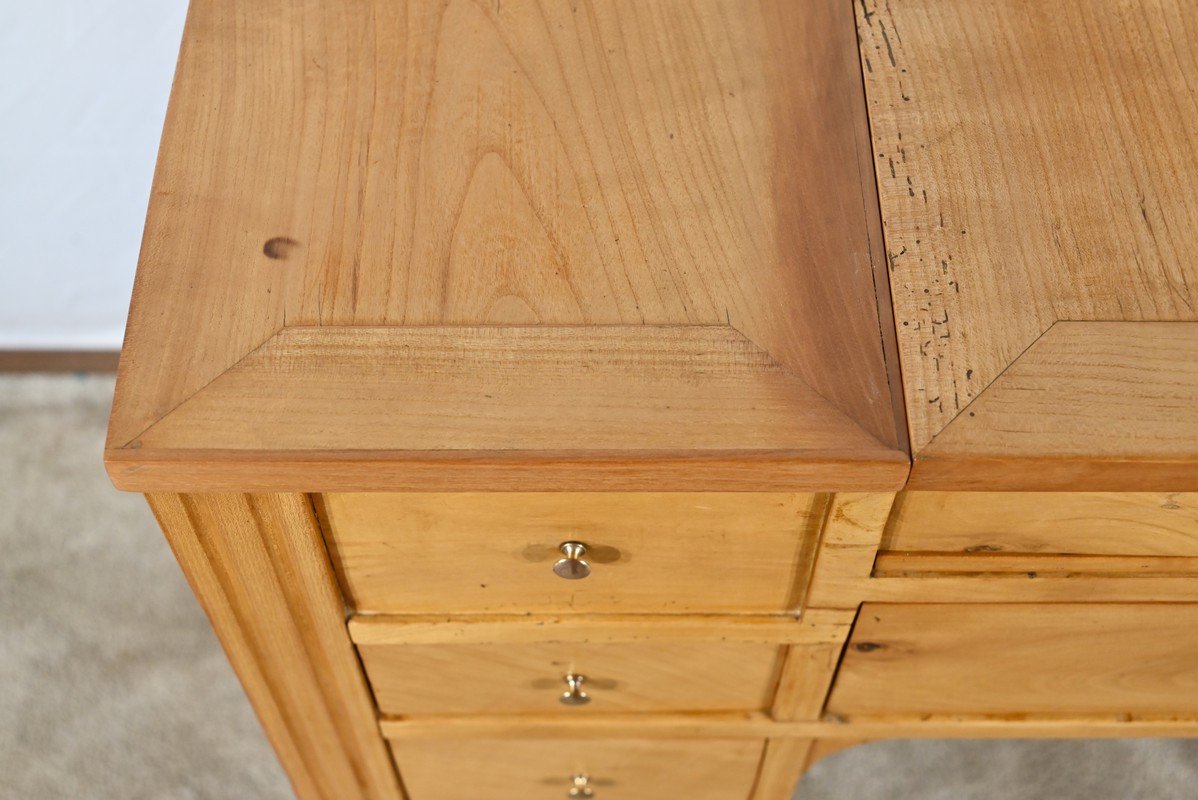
879,21 -> 897,67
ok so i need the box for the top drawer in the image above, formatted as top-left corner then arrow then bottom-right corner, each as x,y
885,492 -> 1198,557
321,492 -> 825,614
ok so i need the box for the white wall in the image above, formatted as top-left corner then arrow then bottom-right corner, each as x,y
0,1 -> 188,350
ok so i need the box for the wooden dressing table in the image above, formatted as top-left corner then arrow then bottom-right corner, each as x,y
106,0 -> 1198,797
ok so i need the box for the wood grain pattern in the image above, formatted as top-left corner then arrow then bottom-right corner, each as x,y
107,0 -> 907,493
813,572 -> 1198,605
750,739 -> 815,800
390,739 -> 764,800
910,322 -> 1198,490
146,494 -> 403,800
885,491 -> 1198,556
379,712 -> 786,740
379,711 -> 1198,740
323,491 -> 826,614
828,604 -> 1198,716
108,326 -> 908,493
766,609 -> 855,727
874,553 -> 1198,577
132,327 -> 879,453
359,640 -> 782,716
804,493 -> 897,609
108,448 -> 909,494
859,0 -> 1198,451
769,640 -> 851,722
347,611 -> 852,646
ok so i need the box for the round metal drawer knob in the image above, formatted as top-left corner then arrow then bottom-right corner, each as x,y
568,774 -> 594,798
560,673 -> 591,706
553,541 -> 591,580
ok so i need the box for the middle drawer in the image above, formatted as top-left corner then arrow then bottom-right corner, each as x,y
359,639 -> 783,715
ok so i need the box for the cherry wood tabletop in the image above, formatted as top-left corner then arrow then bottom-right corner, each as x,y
105,0 -> 908,493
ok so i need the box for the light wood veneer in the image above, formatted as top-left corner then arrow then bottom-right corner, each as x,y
104,0 -> 908,494
322,492 -> 825,614
909,323 -> 1198,490
390,739 -> 765,800
885,492 -> 1198,557
829,604 -> 1198,717
360,640 -> 782,716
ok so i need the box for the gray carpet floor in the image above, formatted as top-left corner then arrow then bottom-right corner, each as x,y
1,374 -> 1195,799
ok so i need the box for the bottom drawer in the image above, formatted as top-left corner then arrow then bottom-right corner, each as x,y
391,738 -> 765,800
827,603 -> 1198,716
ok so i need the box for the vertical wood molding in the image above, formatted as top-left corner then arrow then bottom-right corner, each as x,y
804,493 -> 897,609
147,493 -> 405,800
750,491 -> 893,800
750,738 -> 816,800
770,637 -> 852,722
752,493 -> 895,797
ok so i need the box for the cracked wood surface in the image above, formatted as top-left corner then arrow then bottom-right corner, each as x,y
858,0 -> 1198,451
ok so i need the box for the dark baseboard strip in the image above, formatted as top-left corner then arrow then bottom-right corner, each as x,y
0,350 -> 120,373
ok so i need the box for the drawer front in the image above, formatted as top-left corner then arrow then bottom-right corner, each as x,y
322,492 -> 824,613
885,492 -> 1198,556
359,640 -> 783,715
391,739 -> 765,800
828,603 -> 1198,716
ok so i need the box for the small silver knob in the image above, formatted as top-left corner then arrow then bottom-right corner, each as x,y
568,774 -> 594,798
553,541 -> 591,580
560,673 -> 591,706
